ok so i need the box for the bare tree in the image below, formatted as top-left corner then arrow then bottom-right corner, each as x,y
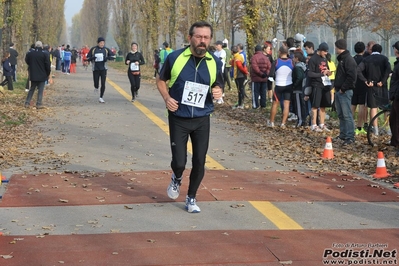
308,0 -> 370,41
111,0 -> 135,56
367,0 -> 399,56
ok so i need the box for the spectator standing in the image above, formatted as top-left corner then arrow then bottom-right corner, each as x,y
389,41 -> 399,154
54,46 -> 62,71
156,21 -> 223,213
153,49 -> 160,79
267,45 -> 294,127
9,43 -> 18,82
24,41 -> 51,109
326,53 -> 336,110
250,44 -> 271,109
351,41 -> 368,135
292,51 -> 307,126
264,41 -> 274,102
222,39 -> 232,91
213,40 -> 226,104
63,45 -> 72,74
85,37 -> 115,103
231,45 -> 248,109
307,42 -> 332,132
125,42 -> 145,102
159,42 -> 173,71
357,44 -> 391,135
334,39 -> 357,145
0,52 -> 14,91
70,47 -> 78,73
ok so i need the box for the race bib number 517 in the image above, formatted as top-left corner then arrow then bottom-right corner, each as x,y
181,81 -> 209,108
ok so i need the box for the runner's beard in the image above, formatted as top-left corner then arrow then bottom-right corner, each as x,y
194,43 -> 207,56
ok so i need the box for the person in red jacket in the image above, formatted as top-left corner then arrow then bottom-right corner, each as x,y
250,45 -> 271,109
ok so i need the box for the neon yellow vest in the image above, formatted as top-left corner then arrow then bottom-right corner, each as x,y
169,48 -> 217,89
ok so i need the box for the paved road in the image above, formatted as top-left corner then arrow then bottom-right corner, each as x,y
0,65 -> 398,266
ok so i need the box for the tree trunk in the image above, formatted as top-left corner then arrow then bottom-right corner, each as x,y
2,0 -> 12,53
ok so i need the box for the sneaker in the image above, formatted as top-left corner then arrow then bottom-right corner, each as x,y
287,114 -> 298,121
94,88 -> 99,94
355,128 -> 367,135
99,98 -> 105,103
267,120 -> 274,127
280,123 -> 286,128
185,196 -> 201,213
131,98 -> 135,102
237,105 -> 244,109
371,127 -> 379,136
342,139 -> 355,146
311,125 -> 323,132
167,174 -> 181,200
25,89 -> 29,92
319,124 -> 331,132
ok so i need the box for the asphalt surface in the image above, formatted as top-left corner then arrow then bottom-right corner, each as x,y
0,65 -> 398,266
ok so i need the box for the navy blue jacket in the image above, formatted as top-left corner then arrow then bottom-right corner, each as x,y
159,47 -> 224,118
2,59 -> 13,76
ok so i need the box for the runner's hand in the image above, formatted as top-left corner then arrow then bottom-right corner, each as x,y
165,97 -> 179,112
212,86 -> 223,100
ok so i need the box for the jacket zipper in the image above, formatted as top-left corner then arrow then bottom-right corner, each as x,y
191,56 -> 206,118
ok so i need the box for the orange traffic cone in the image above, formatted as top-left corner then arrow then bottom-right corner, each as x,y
0,172 -> 8,184
322,136 -> 334,159
373,151 -> 391,178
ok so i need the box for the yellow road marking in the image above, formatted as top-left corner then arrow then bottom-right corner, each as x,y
107,78 -> 225,170
249,201 -> 303,230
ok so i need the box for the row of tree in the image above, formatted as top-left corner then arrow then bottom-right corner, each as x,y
70,0 -> 399,61
1,0 -> 66,57
1,0 -> 399,66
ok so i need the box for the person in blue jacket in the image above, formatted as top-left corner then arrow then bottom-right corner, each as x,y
1,52 -> 14,91
156,21 -> 223,213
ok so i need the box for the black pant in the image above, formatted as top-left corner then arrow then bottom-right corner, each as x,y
235,77 -> 245,106
93,70 -> 107,97
292,91 -> 307,126
390,100 -> 399,147
127,71 -> 141,99
0,76 -> 13,90
223,66 -> 231,90
168,113 -> 210,198
11,65 -> 16,82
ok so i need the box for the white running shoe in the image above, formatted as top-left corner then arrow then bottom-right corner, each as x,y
267,120 -> 274,127
319,124 -> 331,132
99,98 -> 105,103
287,115 -> 298,122
94,88 -> 99,94
185,196 -> 201,213
311,125 -> 323,132
167,174 -> 181,200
